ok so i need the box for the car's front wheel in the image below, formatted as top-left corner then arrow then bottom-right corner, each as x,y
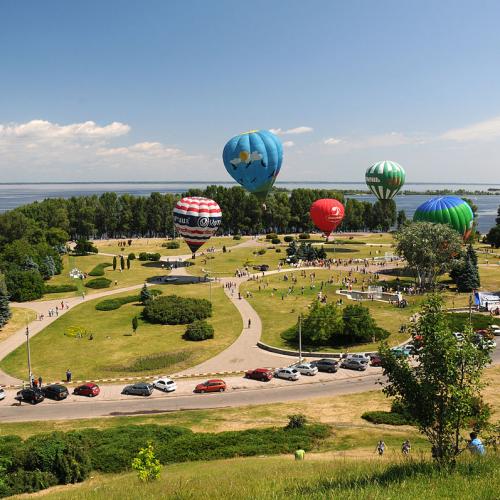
219,388 -> 224,392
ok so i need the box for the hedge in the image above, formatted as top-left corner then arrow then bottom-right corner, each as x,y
142,295 -> 212,325
84,278 -> 112,289
298,232 -> 310,239
183,320 -> 214,341
266,233 -> 278,240
284,235 -> 294,242
233,234 -> 242,240
162,240 -> 180,249
95,290 -> 162,311
361,411 -> 413,426
88,262 -> 112,277
138,252 -> 161,261
271,238 -> 281,244
43,284 -> 78,294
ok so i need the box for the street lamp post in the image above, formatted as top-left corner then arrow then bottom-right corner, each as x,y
298,314 -> 302,362
26,325 -> 32,387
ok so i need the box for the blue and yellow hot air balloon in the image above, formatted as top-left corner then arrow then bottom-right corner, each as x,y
223,129 -> 283,201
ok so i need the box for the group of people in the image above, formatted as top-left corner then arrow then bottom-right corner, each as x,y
38,301 -> 70,321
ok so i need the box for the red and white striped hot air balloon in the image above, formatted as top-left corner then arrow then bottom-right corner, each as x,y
173,197 -> 222,257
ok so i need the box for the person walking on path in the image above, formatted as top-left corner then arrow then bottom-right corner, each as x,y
248,319 -> 251,329
38,376 -> 42,388
468,432 -> 486,455
294,447 -> 305,461
376,440 -> 386,456
401,440 -> 411,455
66,369 -> 72,383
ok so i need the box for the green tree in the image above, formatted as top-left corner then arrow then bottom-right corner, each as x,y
379,295 -> 491,466
342,304 -> 380,344
132,316 -> 138,333
0,273 -> 12,328
112,256 -> 117,271
5,269 -> 44,302
131,442 -> 162,482
140,284 -> 152,304
394,222 -> 463,289
120,255 -> 125,270
397,209 -> 407,228
126,256 -> 131,270
450,245 -> 480,292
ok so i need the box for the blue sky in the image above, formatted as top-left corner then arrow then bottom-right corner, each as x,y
0,0 -> 499,183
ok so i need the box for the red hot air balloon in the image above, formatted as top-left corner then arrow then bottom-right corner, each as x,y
310,199 -> 345,239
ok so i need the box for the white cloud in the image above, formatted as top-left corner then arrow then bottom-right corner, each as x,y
282,141 -> 295,147
324,137 -> 343,145
270,126 -> 313,136
97,141 -> 184,159
440,116 -> 500,142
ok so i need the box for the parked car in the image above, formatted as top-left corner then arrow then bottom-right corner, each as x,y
253,264 -> 270,271
15,387 -> 44,404
41,384 -> 69,401
340,358 -> 367,371
244,368 -> 273,382
153,377 -> 177,392
473,335 -> 496,350
310,359 -> 339,373
122,383 -> 154,396
404,343 -> 418,354
345,353 -> 370,364
0,387 -> 5,401
370,354 -> 383,367
73,382 -> 100,397
391,347 -> 411,357
291,362 -> 318,376
274,368 -> 300,381
491,325 -> 500,336
452,332 -> 464,342
194,379 -> 227,393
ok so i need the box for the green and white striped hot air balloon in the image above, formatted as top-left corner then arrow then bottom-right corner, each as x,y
365,160 -> 406,201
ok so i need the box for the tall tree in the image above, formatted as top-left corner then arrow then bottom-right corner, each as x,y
0,273 -> 12,327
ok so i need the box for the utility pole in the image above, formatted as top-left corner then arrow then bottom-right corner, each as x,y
468,293 -> 473,324
26,325 -> 32,387
298,314 -> 302,362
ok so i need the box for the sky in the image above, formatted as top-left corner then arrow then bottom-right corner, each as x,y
0,0 -> 499,183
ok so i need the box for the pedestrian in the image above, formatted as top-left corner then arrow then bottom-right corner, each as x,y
401,440 -> 411,455
468,432 -> 486,455
248,319 -> 251,328
38,376 -> 42,388
376,440 -> 386,456
294,446 -> 305,461
66,369 -> 72,383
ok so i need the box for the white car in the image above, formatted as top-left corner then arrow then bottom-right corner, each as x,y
274,368 -> 301,381
0,388 -> 5,401
291,363 -> 318,376
153,377 -> 177,393
491,325 -> 500,336
453,332 -> 464,342
345,353 -> 370,364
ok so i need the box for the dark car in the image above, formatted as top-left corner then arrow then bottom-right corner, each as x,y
122,383 -> 154,396
253,264 -> 270,271
15,387 -> 44,405
73,382 -> 100,397
41,384 -> 69,401
370,354 -> 383,367
340,358 -> 367,371
244,368 -> 273,382
310,359 -> 339,373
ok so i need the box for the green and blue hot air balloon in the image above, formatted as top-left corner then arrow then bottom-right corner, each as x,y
413,196 -> 474,240
223,129 -> 283,201
365,160 -> 406,200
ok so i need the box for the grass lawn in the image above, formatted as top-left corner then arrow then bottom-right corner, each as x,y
93,235 -> 247,257
15,453 -> 499,499
0,283 -> 241,381
0,307 -> 37,342
240,269 -> 417,352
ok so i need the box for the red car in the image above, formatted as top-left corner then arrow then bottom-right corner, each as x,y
370,355 -> 383,367
244,368 -> 273,382
73,383 -> 100,397
194,379 -> 226,393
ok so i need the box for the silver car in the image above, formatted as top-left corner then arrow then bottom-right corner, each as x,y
274,368 -> 301,381
291,362 -> 318,376
0,388 -> 5,401
340,359 -> 367,371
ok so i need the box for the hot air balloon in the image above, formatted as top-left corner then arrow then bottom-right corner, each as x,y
173,197 -> 222,257
413,196 -> 474,240
365,160 -> 406,200
310,199 -> 345,239
222,129 -> 283,201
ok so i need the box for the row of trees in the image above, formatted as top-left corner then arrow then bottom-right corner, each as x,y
3,187 -> 399,241
485,205 -> 500,248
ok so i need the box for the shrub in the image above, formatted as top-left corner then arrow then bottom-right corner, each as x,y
271,238 -> 281,244
43,284 -> 78,294
5,269 -> 45,302
73,240 -> 98,255
88,262 -> 112,277
361,411 -> 413,426
5,470 -> 58,496
276,248 -> 282,253
298,232 -> 310,240
84,278 -> 112,289
96,290 -> 162,311
257,248 -> 266,255
285,414 -> 307,429
163,240 -> 180,249
132,442 -> 162,482
143,295 -> 212,325
284,235 -> 294,242
233,234 -> 242,240
266,233 -> 278,240
183,320 -> 214,341
139,252 -> 161,261
128,253 -> 136,260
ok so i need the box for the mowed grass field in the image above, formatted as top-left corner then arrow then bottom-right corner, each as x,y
0,283 -> 241,381
14,453 -> 500,500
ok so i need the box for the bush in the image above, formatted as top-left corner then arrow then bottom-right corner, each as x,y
84,278 -> 112,289
271,238 -> 281,244
162,240 -> 180,249
298,233 -> 310,239
361,411 -> 413,426
96,290 -> 162,311
88,262 -> 112,277
73,240 -> 98,255
275,248 -> 282,253
128,253 -> 136,260
233,234 -> 242,240
5,470 -> 58,496
285,414 -> 307,429
266,233 -> 278,240
138,252 -> 161,261
5,269 -> 45,302
257,249 -> 266,255
284,235 -> 294,242
43,284 -> 78,294
183,320 -> 214,341
142,295 -> 212,325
